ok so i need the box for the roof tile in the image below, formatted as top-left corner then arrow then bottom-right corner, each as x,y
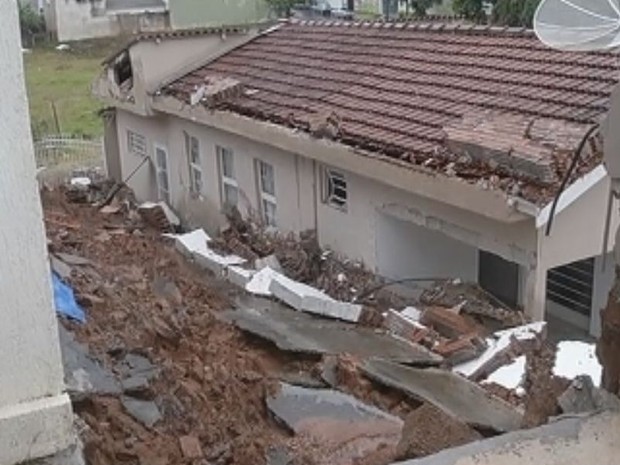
165,20 -> 617,201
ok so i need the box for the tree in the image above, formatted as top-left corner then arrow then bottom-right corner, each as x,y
18,2 -> 45,44
452,0 -> 540,26
452,0 -> 486,22
491,0 -> 540,27
399,0 -> 443,17
264,0 -> 305,17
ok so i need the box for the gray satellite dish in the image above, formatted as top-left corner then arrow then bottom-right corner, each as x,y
534,0 -> 620,51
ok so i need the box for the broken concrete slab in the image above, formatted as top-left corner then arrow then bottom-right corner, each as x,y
558,375 -> 620,414
270,274 -> 363,323
121,396 -> 162,428
170,229 -> 212,258
192,248 -> 246,276
393,411 -> 620,465
453,322 -> 546,380
246,266 -> 280,296
222,301 -> 442,364
267,383 -> 403,465
361,359 -> 522,432
255,254 -> 282,272
51,255 -> 73,280
55,252 -> 92,266
227,265 -> 255,288
58,325 -> 121,399
385,309 -> 429,344
121,375 -> 151,395
396,403 -> 483,460
117,352 -> 159,381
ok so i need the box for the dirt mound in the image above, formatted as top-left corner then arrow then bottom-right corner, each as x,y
395,403 -> 483,460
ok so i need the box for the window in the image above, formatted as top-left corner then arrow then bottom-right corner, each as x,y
127,130 -> 146,157
257,160 -> 277,226
547,258 -> 594,316
154,145 -> 170,203
184,132 -> 202,194
323,168 -> 347,211
217,146 -> 238,208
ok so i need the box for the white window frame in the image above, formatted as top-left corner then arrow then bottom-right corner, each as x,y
184,132 -> 203,195
217,145 -> 238,208
154,143 -> 170,204
127,129 -> 146,158
323,167 -> 347,211
256,159 -> 277,227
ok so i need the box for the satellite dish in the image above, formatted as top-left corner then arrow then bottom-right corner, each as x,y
534,0 -> 620,51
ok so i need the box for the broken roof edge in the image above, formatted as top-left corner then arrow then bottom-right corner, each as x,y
101,20 -> 278,66
153,23 -> 283,95
151,93 -> 531,224
286,17 -> 534,37
536,164 -> 607,229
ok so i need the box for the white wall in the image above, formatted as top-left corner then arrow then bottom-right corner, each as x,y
316,168 -> 536,272
116,110 -> 316,235
55,0 -> 120,42
0,2 -> 74,462
376,213 -> 478,282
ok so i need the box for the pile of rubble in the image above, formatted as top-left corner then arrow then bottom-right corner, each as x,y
44,179 -> 615,465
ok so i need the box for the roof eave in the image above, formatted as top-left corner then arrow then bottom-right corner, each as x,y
152,94 -> 532,224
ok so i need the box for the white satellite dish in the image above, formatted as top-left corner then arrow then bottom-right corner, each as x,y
534,0 -> 620,51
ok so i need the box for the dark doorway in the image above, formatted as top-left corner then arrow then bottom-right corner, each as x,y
347,0 -> 354,10
478,251 -> 520,308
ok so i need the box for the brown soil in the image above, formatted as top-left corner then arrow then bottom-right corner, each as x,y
522,341 -> 570,428
395,403 -> 483,460
43,188 -> 308,465
44,187 -> 433,465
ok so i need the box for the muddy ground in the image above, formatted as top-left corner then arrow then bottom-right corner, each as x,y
42,186 -> 568,465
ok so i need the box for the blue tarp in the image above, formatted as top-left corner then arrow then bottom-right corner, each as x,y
52,271 -> 86,323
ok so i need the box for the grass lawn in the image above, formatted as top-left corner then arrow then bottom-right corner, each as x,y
23,38 -> 126,139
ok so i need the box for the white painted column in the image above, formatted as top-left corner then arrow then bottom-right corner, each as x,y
0,2 -> 74,463
524,263 -> 547,322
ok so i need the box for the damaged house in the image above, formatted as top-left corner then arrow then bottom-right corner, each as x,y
94,20 -> 620,338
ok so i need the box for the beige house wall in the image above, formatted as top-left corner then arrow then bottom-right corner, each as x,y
116,105 -> 620,329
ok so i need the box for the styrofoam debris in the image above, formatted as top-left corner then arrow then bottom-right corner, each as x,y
482,356 -> 526,391
246,267 -> 281,296
227,266 -> 255,288
171,229 -> 212,257
453,322 -> 546,378
138,201 -> 180,226
401,306 -> 422,322
193,249 -> 245,275
553,341 -> 602,386
270,274 -> 362,323
70,177 -> 91,187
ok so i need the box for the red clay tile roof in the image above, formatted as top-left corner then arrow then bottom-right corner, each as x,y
165,20 -> 620,203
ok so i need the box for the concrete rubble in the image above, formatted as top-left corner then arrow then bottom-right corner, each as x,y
58,325 -> 121,400
558,375 -> 620,414
267,383 -> 403,465
361,359 -> 523,432
121,395 -> 162,427
453,322 -> 546,380
395,403 -> 483,459
394,411 -> 620,465
222,302 -> 442,364
42,181 -> 620,465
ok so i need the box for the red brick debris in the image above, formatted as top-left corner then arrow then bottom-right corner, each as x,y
165,20 -> 619,203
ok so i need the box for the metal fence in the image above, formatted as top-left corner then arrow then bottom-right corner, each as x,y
34,135 -> 105,185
